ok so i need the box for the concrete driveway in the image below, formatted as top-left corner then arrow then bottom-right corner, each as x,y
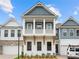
57,55 -> 67,59
0,55 -> 16,59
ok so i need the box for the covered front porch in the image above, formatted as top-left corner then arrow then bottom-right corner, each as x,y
23,36 -> 56,56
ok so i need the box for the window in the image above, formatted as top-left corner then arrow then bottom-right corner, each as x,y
36,22 -> 43,29
25,22 -> 33,29
27,42 -> 32,51
76,30 -> 79,36
70,47 -> 74,51
37,42 -> 42,51
46,23 -> 53,29
63,32 -> 66,36
4,30 -> 8,37
47,42 -> 51,51
63,29 -> 67,36
76,48 -> 79,52
11,30 -> 15,37
17,30 -> 21,37
70,29 -> 74,36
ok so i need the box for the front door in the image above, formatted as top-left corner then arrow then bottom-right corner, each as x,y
55,44 -> 59,55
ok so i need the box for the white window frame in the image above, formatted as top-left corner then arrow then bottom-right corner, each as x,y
27,23 -> 32,29
46,23 -> 53,29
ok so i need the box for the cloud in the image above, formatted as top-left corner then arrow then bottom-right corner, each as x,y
9,13 -> 15,18
0,0 -> 13,13
46,4 -> 62,17
73,10 -> 78,15
73,6 -> 79,15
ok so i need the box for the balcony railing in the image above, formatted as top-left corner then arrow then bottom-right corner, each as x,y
45,29 -> 53,34
24,29 -> 54,35
35,29 -> 43,34
25,29 -> 33,34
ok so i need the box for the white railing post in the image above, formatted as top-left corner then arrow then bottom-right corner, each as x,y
33,19 -> 35,34
43,19 -> 45,34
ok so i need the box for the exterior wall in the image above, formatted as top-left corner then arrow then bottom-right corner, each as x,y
0,28 -> 22,40
60,28 -> 79,39
24,36 -> 55,56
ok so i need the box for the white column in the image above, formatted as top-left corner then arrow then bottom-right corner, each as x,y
23,19 -> 25,34
33,19 -> 35,34
43,19 -> 45,34
24,43 -> 26,55
53,18 -> 56,36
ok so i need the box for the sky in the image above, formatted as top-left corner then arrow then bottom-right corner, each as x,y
0,0 -> 79,24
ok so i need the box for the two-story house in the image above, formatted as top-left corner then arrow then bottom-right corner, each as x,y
0,18 -> 23,55
22,2 -> 58,56
59,17 -> 79,55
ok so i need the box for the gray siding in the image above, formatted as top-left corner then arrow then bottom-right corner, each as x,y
26,7 -> 52,15
63,20 -> 78,26
59,28 -> 79,39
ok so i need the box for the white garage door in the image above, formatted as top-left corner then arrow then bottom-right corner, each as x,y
59,45 -> 68,55
3,46 -> 22,55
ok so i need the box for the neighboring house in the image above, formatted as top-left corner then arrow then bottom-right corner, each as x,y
22,2 -> 58,56
59,16 -> 79,55
0,18 -> 23,55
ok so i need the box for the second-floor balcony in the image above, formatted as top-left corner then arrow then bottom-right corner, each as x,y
24,29 -> 54,36
23,18 -> 56,36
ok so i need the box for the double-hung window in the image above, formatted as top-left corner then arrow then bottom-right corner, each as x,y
47,42 -> 51,51
17,30 -> 21,37
27,42 -> 32,51
26,22 -> 33,29
46,22 -> 53,29
63,29 -> 67,36
11,30 -> 15,37
76,30 -> 79,36
69,29 -> 74,36
4,30 -> 8,37
37,42 -> 42,51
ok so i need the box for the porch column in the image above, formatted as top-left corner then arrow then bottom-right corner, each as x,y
23,37 -> 26,55
33,19 -> 35,34
43,19 -> 45,34
23,19 -> 25,34
53,18 -> 56,36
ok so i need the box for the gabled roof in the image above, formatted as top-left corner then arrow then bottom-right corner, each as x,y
62,16 -> 79,26
22,2 -> 57,16
2,17 -> 21,27
60,16 -> 79,28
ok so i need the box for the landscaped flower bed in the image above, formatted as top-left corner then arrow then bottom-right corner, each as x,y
14,55 -> 57,59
